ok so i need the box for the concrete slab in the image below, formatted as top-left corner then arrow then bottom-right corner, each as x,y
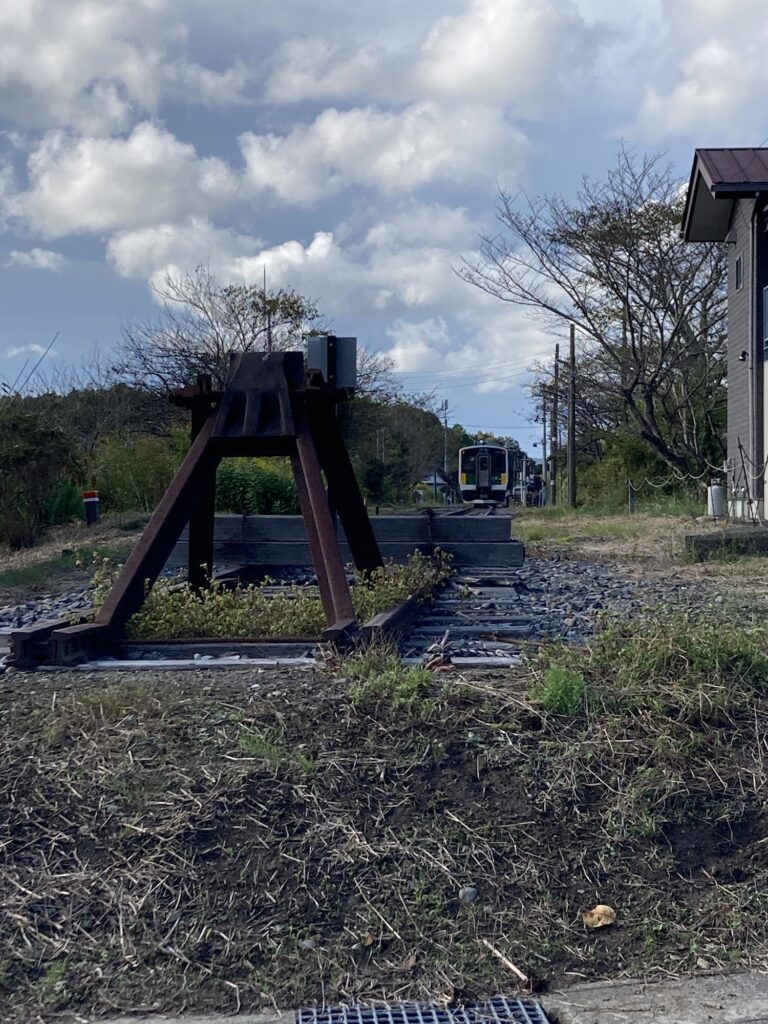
544,972 -> 768,1024
685,526 -> 768,560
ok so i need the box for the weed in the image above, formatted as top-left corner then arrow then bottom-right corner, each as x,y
36,961 -> 69,1010
344,645 -> 435,715
101,550 -> 453,640
535,665 -> 586,715
239,727 -> 287,764
239,726 -> 315,775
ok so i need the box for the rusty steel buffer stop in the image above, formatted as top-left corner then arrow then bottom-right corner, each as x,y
11,337 -> 388,668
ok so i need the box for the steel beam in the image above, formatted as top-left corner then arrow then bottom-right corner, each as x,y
292,394 -> 356,635
95,416 -> 220,634
308,393 -> 384,573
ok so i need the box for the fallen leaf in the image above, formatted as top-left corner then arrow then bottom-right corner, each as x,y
362,931 -> 375,947
582,904 -> 617,929
403,952 -> 418,970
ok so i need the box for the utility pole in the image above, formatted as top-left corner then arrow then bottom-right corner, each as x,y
568,322 -> 577,508
551,343 -> 559,507
541,385 -> 548,507
442,399 -> 449,476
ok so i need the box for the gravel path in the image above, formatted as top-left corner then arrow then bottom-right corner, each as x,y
0,554 -> 720,662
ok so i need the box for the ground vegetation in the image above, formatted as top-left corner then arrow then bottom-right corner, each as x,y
4,606 -> 768,1020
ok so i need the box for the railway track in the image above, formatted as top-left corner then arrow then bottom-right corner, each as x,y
1,563 -> 533,671
402,567 -> 530,666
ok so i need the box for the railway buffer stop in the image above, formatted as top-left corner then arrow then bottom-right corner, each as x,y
10,340 -> 524,668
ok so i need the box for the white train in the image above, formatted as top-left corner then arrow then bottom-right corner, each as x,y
458,445 -> 509,504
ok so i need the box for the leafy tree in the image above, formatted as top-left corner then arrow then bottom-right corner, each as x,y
460,147 -> 727,474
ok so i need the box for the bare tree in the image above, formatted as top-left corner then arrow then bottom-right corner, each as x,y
459,147 -> 727,473
114,266 -> 324,393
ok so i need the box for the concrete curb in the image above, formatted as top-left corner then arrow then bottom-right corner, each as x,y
93,973 -> 768,1024
544,971 -> 768,1023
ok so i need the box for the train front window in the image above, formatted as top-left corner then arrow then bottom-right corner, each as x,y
491,448 -> 507,484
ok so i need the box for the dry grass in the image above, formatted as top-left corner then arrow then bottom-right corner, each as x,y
0,521 -> 143,574
4,630 -> 768,1021
513,511 -> 727,565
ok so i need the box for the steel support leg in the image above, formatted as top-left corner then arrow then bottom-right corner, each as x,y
188,393 -> 216,591
95,416 -> 220,634
292,398 -> 356,634
308,395 -> 384,573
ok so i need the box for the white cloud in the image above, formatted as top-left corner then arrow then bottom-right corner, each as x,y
264,0 -> 598,115
383,308 -> 550,394
417,0 -> 597,114
106,201 -> 492,318
627,0 -> 768,140
5,248 -> 67,271
3,343 -> 47,358
0,0 -> 250,134
103,200 -> 551,392
363,201 -> 479,250
12,122 -> 239,238
264,38 -> 394,104
240,102 -> 527,202
383,317 -> 454,372
107,218 -> 261,281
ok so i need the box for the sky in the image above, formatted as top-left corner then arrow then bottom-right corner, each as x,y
1,0 -> 767,450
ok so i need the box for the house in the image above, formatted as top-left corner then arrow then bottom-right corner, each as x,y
682,148 -> 768,516
413,470 -> 452,503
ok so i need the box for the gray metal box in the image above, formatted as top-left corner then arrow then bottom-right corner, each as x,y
307,335 -> 357,389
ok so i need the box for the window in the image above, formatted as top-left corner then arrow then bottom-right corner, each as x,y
736,254 -> 743,290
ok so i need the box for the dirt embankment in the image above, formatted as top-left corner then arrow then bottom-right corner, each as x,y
3,663 -> 767,1022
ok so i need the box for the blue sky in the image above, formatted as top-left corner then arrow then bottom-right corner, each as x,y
1,0 -> 767,448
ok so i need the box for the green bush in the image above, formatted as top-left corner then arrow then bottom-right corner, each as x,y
48,480 -> 86,525
216,458 -> 299,514
95,431 -> 188,514
578,431 -> 701,512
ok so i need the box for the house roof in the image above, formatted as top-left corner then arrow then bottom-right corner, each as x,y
682,148 -> 768,242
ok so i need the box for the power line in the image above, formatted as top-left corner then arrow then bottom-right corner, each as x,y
397,361 -> 531,378
394,358 -> 536,380
460,421 -> 537,428
435,369 -> 532,390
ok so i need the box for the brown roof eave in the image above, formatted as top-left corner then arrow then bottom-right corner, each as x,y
680,154 -> 704,241
681,156 -> 736,242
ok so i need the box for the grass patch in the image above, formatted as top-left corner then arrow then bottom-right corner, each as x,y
512,509 -> 728,565
0,543 -> 133,591
0,556 -> 74,589
239,725 -> 315,774
344,643 -> 435,715
535,614 -> 768,721
534,664 -> 586,714
120,550 -> 452,640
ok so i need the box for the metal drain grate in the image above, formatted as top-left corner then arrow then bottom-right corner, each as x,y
297,995 -> 552,1024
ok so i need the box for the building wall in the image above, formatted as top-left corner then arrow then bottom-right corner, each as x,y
726,198 -> 755,489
